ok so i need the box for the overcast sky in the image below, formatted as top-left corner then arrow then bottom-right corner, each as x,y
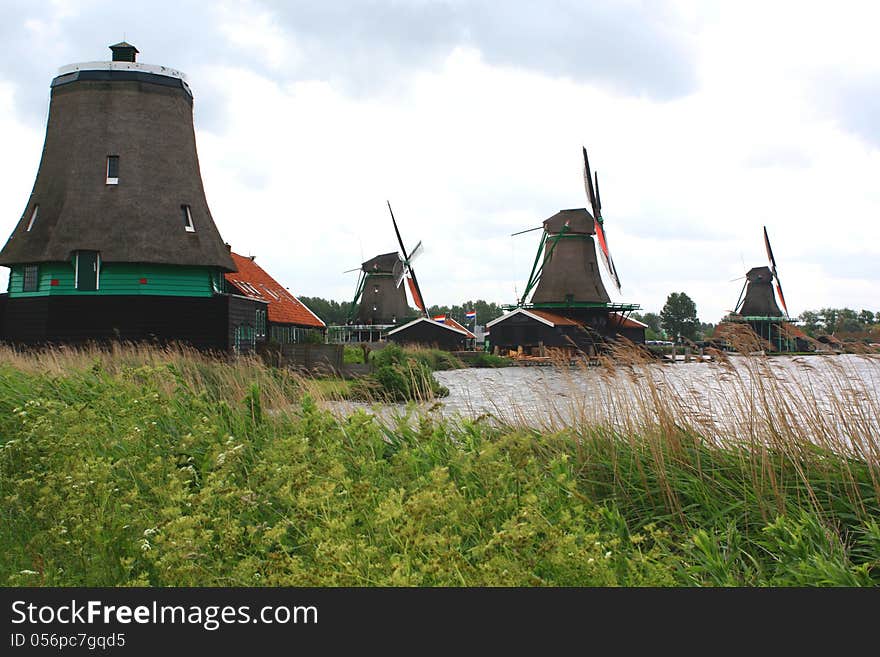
1,0 -> 878,323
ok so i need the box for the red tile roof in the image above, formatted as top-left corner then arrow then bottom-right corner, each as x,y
225,252 -> 325,328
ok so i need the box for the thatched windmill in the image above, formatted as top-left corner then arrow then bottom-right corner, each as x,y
720,227 -> 808,352
337,202 -> 426,342
488,146 -> 643,356
0,42 -> 264,351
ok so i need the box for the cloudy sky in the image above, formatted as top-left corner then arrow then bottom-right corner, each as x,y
1,0 -> 878,322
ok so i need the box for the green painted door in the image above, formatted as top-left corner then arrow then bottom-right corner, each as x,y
76,251 -> 99,291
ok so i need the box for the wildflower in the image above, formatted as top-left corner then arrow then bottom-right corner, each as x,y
605,551 -> 612,559
19,570 -> 38,576
140,540 -> 152,552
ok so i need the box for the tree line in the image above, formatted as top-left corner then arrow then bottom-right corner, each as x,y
797,308 -> 879,337
297,297 -> 504,326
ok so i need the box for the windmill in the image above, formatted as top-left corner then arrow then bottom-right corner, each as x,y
345,202 -> 427,326
515,146 -> 623,307
732,226 -> 788,319
490,145 -> 643,357
720,226 -> 805,352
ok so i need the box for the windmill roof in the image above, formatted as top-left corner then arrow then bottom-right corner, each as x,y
225,252 -> 325,328
746,266 -> 773,281
362,252 -> 400,272
542,208 -> 596,235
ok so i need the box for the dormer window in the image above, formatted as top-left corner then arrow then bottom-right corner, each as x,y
26,205 -> 39,231
182,205 -> 195,232
106,155 -> 119,184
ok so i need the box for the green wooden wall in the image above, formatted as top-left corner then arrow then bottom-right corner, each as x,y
7,262 -> 223,298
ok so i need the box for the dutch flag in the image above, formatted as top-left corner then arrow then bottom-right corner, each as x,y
433,315 -> 446,322
465,310 -> 477,319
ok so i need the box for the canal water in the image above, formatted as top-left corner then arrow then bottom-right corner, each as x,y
326,354 -> 880,452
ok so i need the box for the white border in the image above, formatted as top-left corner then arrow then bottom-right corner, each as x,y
58,60 -> 188,82
485,307 -> 556,329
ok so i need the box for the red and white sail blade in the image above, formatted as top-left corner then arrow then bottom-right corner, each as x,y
763,226 -> 789,316
406,276 -> 425,313
583,148 -> 622,292
594,221 -> 621,293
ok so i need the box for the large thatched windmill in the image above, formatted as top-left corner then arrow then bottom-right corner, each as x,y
487,147 -> 644,356
0,42 -> 265,351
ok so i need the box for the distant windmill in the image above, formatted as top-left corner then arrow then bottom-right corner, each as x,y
345,202 -> 427,325
732,226 -> 789,318
718,225 -> 804,352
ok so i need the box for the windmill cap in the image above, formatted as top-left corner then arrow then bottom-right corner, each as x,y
746,266 -> 773,281
362,252 -> 401,271
542,208 -> 596,234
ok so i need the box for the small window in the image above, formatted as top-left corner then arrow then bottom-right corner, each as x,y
23,265 -> 39,292
106,156 -> 119,184
26,205 -> 39,232
181,205 -> 195,232
256,308 -> 267,339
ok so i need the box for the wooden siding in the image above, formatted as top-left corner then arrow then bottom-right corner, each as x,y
8,263 -> 218,298
0,294 -> 264,352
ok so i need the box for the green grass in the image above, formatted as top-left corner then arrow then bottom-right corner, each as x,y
0,343 -> 878,586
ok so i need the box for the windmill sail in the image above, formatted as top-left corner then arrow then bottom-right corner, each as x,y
407,276 -> 425,313
583,147 -> 621,292
387,200 -> 428,316
763,226 -> 789,317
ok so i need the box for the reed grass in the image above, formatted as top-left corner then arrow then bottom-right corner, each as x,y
0,340 -> 877,586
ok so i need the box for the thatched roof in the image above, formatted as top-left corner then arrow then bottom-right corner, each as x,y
0,61 -> 234,271
531,215 -> 610,304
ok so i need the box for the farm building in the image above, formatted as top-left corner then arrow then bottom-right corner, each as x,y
387,316 -> 476,350
224,252 -> 325,350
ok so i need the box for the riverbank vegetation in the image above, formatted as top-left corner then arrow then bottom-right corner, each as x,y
1,343 -> 878,586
